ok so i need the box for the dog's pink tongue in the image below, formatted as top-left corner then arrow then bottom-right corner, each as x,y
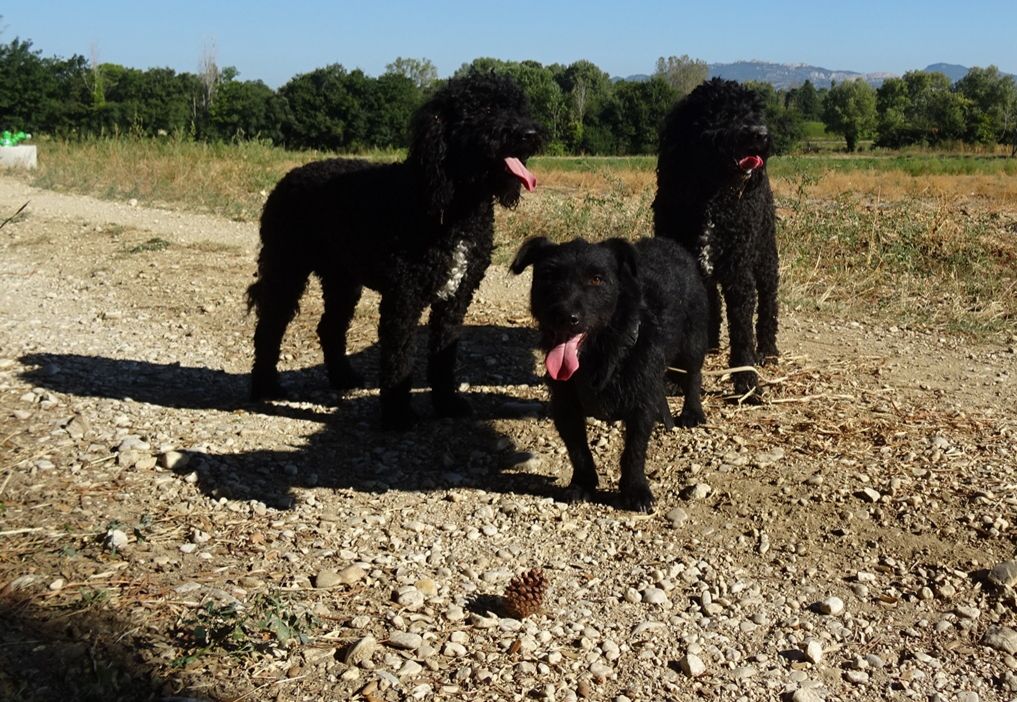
738,155 -> 764,172
545,334 -> 583,381
505,157 -> 537,192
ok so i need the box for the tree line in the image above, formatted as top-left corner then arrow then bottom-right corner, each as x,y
1,35 -> 1014,156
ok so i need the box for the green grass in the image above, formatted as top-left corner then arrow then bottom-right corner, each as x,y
529,155 -> 656,172
770,153 -> 1017,178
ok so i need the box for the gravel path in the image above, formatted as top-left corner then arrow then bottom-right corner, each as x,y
1,175 -> 1015,702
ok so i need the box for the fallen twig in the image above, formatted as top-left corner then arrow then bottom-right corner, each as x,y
0,201 -> 29,232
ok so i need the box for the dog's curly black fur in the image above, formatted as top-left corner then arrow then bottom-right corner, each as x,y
247,71 -> 542,429
511,236 -> 707,512
653,77 -> 779,397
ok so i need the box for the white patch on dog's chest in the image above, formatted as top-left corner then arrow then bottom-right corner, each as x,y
698,216 -> 715,276
436,240 -> 470,300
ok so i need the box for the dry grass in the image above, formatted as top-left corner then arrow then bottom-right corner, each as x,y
14,138 -> 1017,336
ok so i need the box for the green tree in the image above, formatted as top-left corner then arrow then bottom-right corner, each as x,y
384,57 -> 438,91
785,79 -> 822,120
278,64 -> 366,150
876,71 -> 967,147
598,77 -> 678,154
555,59 -> 613,152
654,55 -> 708,98
745,81 -> 804,154
954,65 -> 1017,146
822,79 -> 877,151
208,72 -> 288,143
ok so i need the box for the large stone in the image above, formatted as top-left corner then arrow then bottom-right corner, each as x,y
988,560 -> 1017,589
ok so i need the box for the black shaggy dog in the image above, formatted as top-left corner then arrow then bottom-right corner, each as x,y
653,77 -> 779,398
247,72 -> 541,429
511,236 -> 708,512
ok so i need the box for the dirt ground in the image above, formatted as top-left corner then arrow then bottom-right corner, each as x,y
1,176 -> 1015,702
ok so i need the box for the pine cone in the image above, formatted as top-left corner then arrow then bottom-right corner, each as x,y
502,568 -> 547,619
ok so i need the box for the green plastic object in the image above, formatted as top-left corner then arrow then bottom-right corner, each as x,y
1,130 -> 30,146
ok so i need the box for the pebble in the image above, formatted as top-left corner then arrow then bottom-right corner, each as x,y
397,660 -> 423,678
415,577 -> 438,596
983,626 -> 1017,655
105,529 -> 128,550
158,450 -> 190,470
641,588 -> 668,606
388,631 -> 423,650
665,507 -> 688,527
816,596 -> 844,615
791,688 -> 824,702
339,564 -> 367,584
856,487 -> 881,503
632,621 -> 665,637
843,670 -> 869,684
681,483 -> 712,501
678,653 -> 706,677
804,639 -> 823,664
315,570 -> 342,588
345,636 -> 378,666
954,605 -> 980,620
988,560 -> 1017,589
443,641 -> 467,657
395,586 -> 425,609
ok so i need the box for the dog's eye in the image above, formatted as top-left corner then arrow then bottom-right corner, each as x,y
589,274 -> 604,286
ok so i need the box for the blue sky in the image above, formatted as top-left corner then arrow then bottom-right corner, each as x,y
5,1 -> 1015,87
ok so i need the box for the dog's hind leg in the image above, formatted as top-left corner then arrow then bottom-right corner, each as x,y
318,276 -> 364,391
618,411 -> 655,513
249,264 -> 309,401
754,234 -> 780,364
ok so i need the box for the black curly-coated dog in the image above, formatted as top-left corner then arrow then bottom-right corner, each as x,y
653,77 -> 779,398
247,72 -> 541,429
511,236 -> 707,512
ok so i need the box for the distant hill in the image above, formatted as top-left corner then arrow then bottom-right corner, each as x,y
611,61 -> 1012,89
707,60 -> 892,89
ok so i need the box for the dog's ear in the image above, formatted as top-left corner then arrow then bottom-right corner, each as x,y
408,107 -> 454,219
510,236 -> 554,274
602,238 -> 638,281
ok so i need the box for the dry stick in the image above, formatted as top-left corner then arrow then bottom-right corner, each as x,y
0,527 -> 46,536
0,201 -> 29,232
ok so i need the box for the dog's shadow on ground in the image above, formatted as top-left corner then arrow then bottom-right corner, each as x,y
19,324 -> 569,509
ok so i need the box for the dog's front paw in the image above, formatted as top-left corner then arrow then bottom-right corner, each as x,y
676,407 -> 706,428
432,392 -> 473,419
564,482 -> 597,505
731,373 -> 764,404
757,350 -> 779,367
566,469 -> 598,503
619,482 -> 654,513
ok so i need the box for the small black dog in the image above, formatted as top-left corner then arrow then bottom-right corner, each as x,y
247,71 -> 541,429
653,77 -> 779,397
511,236 -> 708,512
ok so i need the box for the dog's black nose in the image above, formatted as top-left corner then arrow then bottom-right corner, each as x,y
568,314 -> 580,327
